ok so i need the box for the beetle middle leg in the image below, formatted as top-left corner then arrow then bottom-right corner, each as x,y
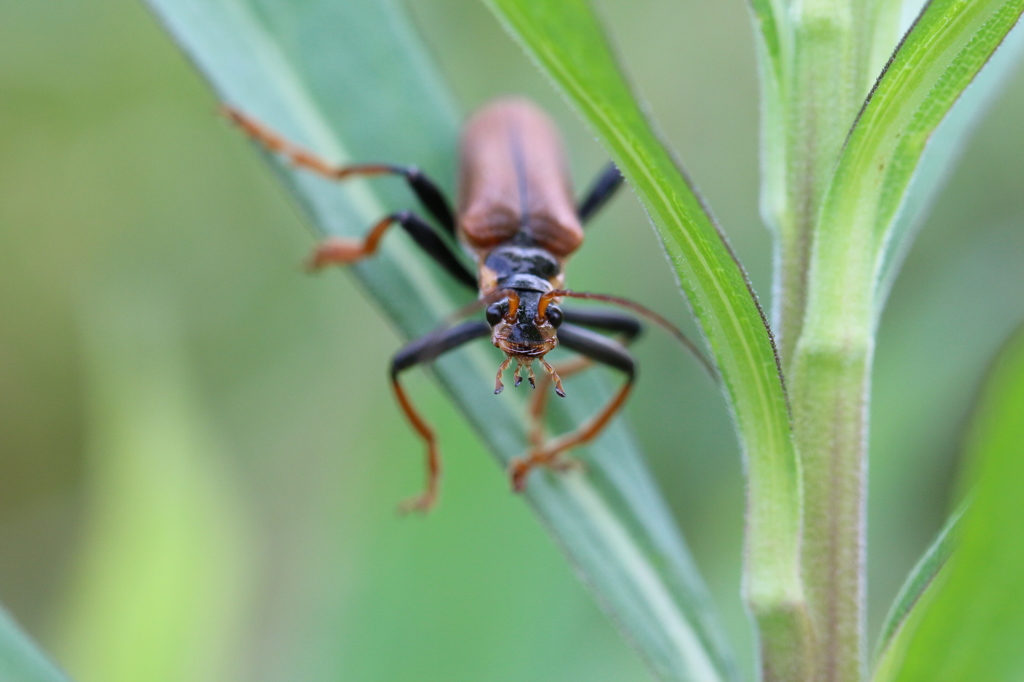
524,307 -> 642,450
526,355 -> 592,451
390,320 -> 490,513
307,210 -> 475,289
510,322 -> 637,492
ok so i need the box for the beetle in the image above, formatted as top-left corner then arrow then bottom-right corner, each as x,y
225,97 -> 709,512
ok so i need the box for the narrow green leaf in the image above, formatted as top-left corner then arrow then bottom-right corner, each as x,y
809,0 -> 1024,324
0,609 -> 71,682
873,325 -> 1024,681
479,1 -> 810,679
142,0 -> 735,679
747,0 -> 786,79
873,506 -> 962,663
875,22 -> 1024,305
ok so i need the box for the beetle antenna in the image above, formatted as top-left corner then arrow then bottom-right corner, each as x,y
541,289 -> 718,381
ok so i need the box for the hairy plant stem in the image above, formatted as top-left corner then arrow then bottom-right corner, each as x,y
754,0 -> 903,679
789,339 -> 872,682
772,0 -> 863,367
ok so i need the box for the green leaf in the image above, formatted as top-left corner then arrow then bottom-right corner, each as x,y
479,1 -> 810,679
875,22 -> 1024,305
141,0 -> 735,679
808,0 -> 1024,326
872,325 -> 1024,682
0,609 -> 71,682
52,293 -> 254,682
873,506 -> 962,663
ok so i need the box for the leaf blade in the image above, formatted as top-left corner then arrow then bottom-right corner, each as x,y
873,506 -> 962,663
0,609 -> 71,682
141,0 -> 735,679
873,325 -> 1024,682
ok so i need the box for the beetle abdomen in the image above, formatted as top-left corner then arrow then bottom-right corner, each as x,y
457,98 -> 583,259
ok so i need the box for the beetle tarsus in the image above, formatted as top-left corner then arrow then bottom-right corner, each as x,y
509,453 -> 584,492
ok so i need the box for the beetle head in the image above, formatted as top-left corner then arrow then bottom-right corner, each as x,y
485,289 -> 564,395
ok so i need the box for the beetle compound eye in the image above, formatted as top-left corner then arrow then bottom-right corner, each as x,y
485,303 -> 504,326
546,306 -> 563,328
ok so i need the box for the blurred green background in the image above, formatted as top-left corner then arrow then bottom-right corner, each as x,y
1,0 -> 1022,680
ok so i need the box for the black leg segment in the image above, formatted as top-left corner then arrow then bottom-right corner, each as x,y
562,308 -> 642,343
393,211 -> 477,290
391,320 -> 491,376
384,165 -> 457,237
556,323 -> 636,377
577,162 -> 624,224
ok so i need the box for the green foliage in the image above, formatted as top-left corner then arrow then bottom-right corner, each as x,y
0,610 -> 70,682
52,297 -> 253,682
5,0 -> 1020,678
874,326 -> 1024,681
786,4 -> 1023,674
483,0 -> 1024,680
142,0 -> 736,680
873,507 -> 962,663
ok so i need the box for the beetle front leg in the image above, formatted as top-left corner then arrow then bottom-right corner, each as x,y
389,320 -> 490,512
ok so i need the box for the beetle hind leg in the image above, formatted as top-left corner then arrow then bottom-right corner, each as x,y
511,356 -> 592,490
509,323 -> 636,492
510,377 -> 632,493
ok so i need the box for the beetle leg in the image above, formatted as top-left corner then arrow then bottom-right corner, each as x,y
526,356 -> 592,450
562,307 -> 643,342
576,162 -> 624,224
390,320 -> 491,513
307,210 -> 476,290
223,107 -> 457,235
510,323 -> 636,492
525,311 -> 640,450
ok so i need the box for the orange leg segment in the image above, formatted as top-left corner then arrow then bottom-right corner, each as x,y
511,364 -> 633,493
306,214 -> 398,270
391,376 -> 441,514
223,106 -> 395,181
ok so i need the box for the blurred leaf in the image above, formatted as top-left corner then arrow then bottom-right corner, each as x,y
478,1 -> 810,679
53,292 -> 254,682
872,506 -> 962,663
0,609 -> 71,682
872,325 -> 1024,681
141,0 -> 736,679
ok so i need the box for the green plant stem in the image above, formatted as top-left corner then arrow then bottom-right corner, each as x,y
758,1 -> 846,366
789,339 -> 872,682
790,4 -> 1024,680
751,2 -> 901,679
